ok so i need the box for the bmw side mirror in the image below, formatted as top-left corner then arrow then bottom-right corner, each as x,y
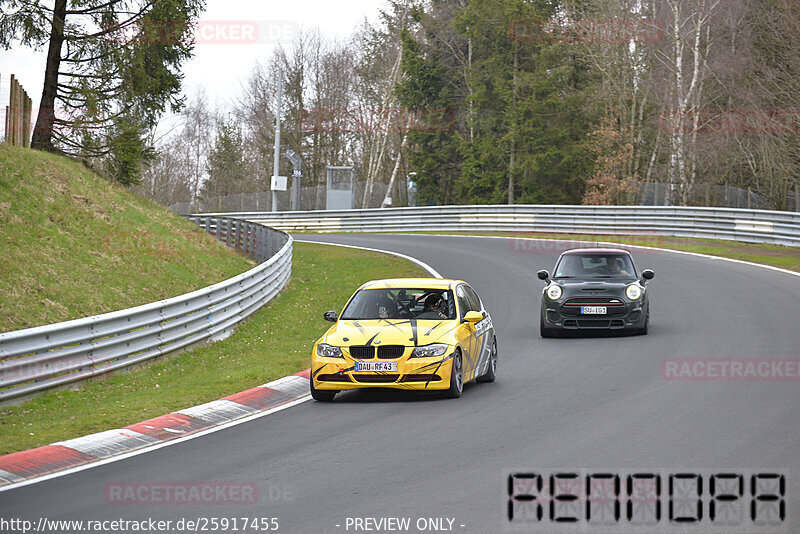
323,311 -> 338,322
641,269 -> 655,281
537,270 -> 550,281
463,311 -> 483,323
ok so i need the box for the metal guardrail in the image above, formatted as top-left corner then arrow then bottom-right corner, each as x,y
0,218 -> 292,402
200,205 -> 800,247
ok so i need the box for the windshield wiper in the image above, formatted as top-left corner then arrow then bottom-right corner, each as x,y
553,275 -> 574,279
590,275 -> 615,278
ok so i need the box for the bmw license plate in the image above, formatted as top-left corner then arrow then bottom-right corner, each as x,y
581,306 -> 607,315
355,362 -> 398,372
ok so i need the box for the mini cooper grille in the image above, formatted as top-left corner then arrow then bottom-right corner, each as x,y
352,374 -> 400,383
349,346 -> 375,359
562,297 -> 626,317
568,319 -> 626,328
577,320 -> 611,328
564,297 -> 624,305
377,345 -> 404,359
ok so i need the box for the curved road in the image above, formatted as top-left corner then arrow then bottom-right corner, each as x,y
1,234 -> 798,532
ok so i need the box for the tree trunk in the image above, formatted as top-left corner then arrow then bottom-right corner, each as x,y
382,133 -> 408,207
31,0 -> 67,152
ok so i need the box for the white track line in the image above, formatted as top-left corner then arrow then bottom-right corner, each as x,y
296,239 -> 443,277
0,395 -> 312,493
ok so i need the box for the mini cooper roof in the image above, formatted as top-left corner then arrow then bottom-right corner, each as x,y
560,248 -> 632,255
359,278 -> 464,290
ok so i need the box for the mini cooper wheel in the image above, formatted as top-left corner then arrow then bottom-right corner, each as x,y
445,350 -> 464,398
310,380 -> 337,402
540,314 -> 555,338
476,337 -> 497,383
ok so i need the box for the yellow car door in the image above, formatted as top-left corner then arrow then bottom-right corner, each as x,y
455,284 -> 480,381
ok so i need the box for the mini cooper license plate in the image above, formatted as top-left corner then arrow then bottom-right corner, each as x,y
581,306 -> 607,315
354,362 -> 398,372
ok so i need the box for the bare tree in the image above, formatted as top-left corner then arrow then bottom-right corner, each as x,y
654,0 -> 719,205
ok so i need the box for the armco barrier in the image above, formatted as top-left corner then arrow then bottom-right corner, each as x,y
198,205 -> 800,247
0,218 -> 292,402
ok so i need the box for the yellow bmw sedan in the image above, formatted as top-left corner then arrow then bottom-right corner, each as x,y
310,278 -> 497,401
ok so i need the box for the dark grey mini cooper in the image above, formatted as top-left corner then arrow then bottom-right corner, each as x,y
538,248 -> 654,337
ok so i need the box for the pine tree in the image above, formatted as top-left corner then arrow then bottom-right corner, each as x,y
0,0 -> 204,184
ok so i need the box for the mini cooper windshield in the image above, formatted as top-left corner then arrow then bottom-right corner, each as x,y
341,288 -> 457,320
554,253 -> 637,279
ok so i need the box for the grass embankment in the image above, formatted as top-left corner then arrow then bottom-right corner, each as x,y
1,242 -> 426,454
415,231 -> 800,273
0,144 -> 252,332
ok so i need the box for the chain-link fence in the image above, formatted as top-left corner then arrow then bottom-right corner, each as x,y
170,180 -> 397,215
633,181 -> 798,210
170,181 -> 797,215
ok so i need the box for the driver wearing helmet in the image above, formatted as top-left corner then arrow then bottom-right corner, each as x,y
423,294 -> 448,319
376,294 -> 395,319
605,256 -> 631,277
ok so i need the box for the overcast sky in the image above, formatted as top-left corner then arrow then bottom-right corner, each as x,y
0,0 -> 384,130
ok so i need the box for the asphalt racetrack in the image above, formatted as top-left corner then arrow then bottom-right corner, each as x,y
2,234 -> 798,533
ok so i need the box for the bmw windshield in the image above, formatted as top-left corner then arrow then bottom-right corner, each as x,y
341,288 -> 456,320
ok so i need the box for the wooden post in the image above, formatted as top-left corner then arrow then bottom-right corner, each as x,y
8,75 -> 17,145
4,75 -> 32,147
13,75 -> 21,146
22,86 -> 31,148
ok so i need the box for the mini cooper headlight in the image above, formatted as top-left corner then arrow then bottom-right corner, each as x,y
626,284 -> 643,300
316,344 -> 343,358
411,343 -> 449,358
546,284 -> 563,300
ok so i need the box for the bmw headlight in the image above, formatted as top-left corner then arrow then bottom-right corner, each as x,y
626,284 -> 643,300
546,284 -> 563,300
411,343 -> 449,358
316,344 -> 343,358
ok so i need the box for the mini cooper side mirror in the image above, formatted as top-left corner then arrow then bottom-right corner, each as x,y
537,270 -> 550,281
641,269 -> 655,281
323,311 -> 338,322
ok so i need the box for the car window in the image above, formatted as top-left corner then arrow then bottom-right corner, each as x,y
455,285 -> 471,319
463,285 -> 482,312
555,254 -> 636,278
341,288 -> 456,320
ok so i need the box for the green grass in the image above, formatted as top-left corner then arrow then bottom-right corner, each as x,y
0,242 -> 426,455
400,231 -> 800,273
0,145 -> 253,332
